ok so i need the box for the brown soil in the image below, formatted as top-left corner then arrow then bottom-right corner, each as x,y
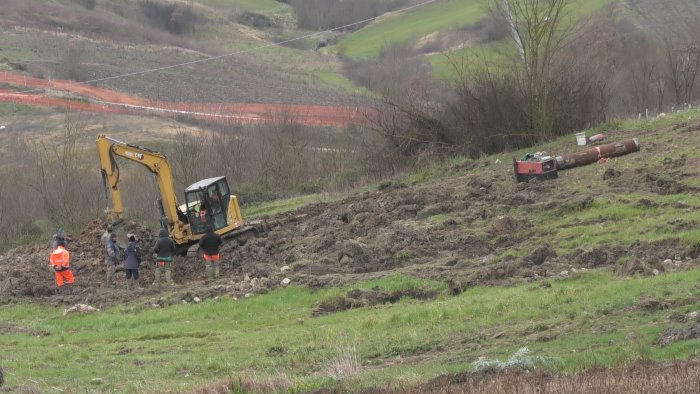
657,312 -> 700,347
311,287 -> 438,316
1,165 -> 696,310
1,122 -> 699,311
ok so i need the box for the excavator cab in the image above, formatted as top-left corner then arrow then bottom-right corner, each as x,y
184,177 -> 231,235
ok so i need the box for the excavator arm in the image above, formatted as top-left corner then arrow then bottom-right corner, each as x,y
96,135 -> 189,243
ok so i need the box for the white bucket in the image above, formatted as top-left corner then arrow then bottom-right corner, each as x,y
576,132 -> 586,146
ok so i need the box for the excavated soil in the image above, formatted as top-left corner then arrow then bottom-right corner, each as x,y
1,123 -> 700,310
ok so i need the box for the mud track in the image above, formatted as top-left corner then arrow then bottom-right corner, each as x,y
0,72 -> 371,127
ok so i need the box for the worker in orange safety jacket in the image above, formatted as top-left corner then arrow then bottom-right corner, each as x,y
50,237 -> 75,294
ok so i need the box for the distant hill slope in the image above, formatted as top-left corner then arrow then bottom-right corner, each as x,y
0,0 -> 363,105
336,0 -> 700,73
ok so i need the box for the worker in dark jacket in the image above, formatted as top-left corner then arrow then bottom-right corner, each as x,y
123,235 -> 142,290
198,226 -> 223,280
153,228 -> 176,286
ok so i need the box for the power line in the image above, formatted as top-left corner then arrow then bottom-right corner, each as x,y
16,0 -> 438,94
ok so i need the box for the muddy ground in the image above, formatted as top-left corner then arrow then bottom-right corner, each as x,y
1,123 -> 699,317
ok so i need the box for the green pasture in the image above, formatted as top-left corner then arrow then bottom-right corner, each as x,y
338,0 -> 486,59
1,270 -> 698,392
338,0 -> 611,60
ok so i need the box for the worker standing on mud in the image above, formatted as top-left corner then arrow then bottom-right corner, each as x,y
198,226 -> 223,281
153,228 -> 176,287
104,232 -> 120,288
49,237 -> 74,294
124,235 -> 142,290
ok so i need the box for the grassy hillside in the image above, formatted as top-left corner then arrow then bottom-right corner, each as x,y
0,0 -> 360,105
1,267 -> 697,391
1,103 -> 699,392
337,0 -> 611,60
338,0 -> 485,59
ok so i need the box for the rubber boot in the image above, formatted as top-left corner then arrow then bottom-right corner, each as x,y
66,284 -> 74,295
165,269 -> 174,285
126,278 -> 132,290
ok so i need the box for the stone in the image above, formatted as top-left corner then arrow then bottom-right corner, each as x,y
63,303 -> 100,316
663,259 -> 673,265
652,269 -> 660,276
193,297 -> 201,303
280,265 -> 291,272
281,278 -> 291,286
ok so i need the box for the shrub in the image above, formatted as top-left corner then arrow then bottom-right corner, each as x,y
140,1 -> 200,35
237,11 -> 273,29
72,0 -> 96,10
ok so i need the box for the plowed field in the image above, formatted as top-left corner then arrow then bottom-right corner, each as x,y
0,72 -> 370,127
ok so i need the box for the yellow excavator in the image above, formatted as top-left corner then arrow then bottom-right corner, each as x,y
96,135 -> 267,255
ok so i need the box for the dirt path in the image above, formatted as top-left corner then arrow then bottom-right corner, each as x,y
0,71 -> 371,127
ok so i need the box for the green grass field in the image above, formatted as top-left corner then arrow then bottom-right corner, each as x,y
338,0 -> 486,59
1,270 -> 697,392
338,0 -> 609,63
2,103 -> 700,393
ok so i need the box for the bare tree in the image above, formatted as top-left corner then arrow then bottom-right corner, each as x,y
665,40 -> 700,106
492,0 -> 573,138
25,112 -> 101,231
170,128 -> 206,189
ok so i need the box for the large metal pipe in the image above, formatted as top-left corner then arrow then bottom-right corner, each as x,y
554,138 -> 640,170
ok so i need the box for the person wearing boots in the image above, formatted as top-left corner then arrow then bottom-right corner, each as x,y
153,228 -> 176,287
124,234 -> 142,290
49,237 -> 74,294
105,232 -> 120,288
198,226 -> 223,281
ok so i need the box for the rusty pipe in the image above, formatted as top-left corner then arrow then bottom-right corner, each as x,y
554,138 -> 640,170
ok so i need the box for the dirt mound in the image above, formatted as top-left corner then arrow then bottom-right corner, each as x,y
657,313 -> 700,346
1,174 -> 697,308
311,287 -> 438,316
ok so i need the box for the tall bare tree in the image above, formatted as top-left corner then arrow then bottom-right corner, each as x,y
665,41 -> 700,106
26,112 -> 100,231
493,0 -> 572,139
